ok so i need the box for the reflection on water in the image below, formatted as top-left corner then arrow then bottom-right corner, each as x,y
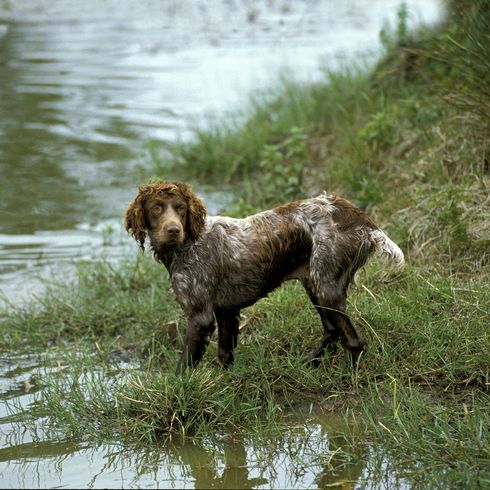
0,356 -> 364,489
0,0 -> 443,303
0,352 -> 402,489
0,429 -> 361,489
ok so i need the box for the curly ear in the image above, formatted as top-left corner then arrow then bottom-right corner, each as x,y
176,182 -> 207,241
125,192 -> 147,251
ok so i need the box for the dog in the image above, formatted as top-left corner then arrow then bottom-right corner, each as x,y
125,180 -> 404,372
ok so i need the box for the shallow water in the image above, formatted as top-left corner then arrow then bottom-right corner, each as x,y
0,1 -> 443,487
0,352 -> 391,489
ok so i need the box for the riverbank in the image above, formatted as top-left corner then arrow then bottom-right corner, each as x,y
1,1 -> 489,487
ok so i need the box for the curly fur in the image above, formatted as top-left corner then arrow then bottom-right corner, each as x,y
125,180 -> 404,373
125,181 -> 206,250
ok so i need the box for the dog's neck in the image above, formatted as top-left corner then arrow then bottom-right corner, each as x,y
152,239 -> 193,273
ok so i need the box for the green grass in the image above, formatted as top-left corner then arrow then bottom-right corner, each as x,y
2,258 -> 488,486
1,1 -> 489,487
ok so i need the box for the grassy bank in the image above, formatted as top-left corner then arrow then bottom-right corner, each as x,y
2,1 -> 489,487
2,257 -> 488,486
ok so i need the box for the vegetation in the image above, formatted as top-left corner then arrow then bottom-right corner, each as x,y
2,1 -> 489,487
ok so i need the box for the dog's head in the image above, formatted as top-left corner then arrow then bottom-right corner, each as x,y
125,181 -> 206,251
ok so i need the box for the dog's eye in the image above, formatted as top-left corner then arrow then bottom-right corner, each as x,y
151,205 -> 162,215
176,204 -> 186,212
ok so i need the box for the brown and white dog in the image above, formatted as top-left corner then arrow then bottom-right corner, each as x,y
125,181 -> 404,373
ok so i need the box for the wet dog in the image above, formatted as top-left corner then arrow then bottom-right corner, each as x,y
125,181 -> 404,373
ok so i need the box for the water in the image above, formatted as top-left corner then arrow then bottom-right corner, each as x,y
0,353 -> 376,489
0,1 -> 443,487
0,0 -> 443,304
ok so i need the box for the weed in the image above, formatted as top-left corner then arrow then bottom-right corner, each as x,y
101,224 -> 115,247
357,110 -> 399,152
231,127 -> 309,215
379,2 -> 410,51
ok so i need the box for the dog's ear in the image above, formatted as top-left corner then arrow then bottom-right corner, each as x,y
125,188 -> 148,251
176,182 -> 206,241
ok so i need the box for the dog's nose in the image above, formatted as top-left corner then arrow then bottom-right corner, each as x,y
166,224 -> 181,236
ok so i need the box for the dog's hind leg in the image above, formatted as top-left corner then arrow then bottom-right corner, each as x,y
302,280 -> 365,365
328,307 -> 365,364
301,281 -> 341,366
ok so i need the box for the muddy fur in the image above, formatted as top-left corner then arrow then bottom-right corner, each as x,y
125,181 -> 404,372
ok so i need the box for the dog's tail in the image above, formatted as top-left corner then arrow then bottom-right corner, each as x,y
370,229 -> 405,271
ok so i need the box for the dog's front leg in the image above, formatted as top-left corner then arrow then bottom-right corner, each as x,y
215,306 -> 240,368
176,310 -> 215,374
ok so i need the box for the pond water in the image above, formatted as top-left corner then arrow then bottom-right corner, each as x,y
0,1 -> 442,488
0,0 -> 443,304
0,352 -> 392,489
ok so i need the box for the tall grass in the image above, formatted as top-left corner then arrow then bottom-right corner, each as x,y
442,0 -> 490,125
158,67 -> 376,183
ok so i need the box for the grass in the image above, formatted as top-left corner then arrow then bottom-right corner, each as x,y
1,0 -> 489,487
2,258 -> 488,486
